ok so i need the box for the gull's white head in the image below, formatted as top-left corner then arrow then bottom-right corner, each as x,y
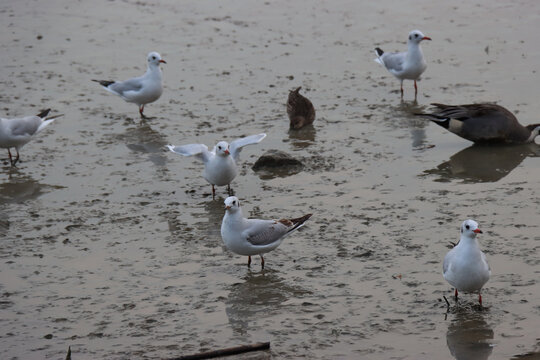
408,30 -> 431,44
147,52 -> 166,67
215,141 -> 230,156
224,196 -> 241,212
460,219 -> 483,238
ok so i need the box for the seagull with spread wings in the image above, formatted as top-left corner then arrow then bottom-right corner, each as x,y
167,133 -> 266,199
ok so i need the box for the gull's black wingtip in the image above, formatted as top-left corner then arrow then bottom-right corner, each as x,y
92,79 -> 115,87
36,108 -> 51,118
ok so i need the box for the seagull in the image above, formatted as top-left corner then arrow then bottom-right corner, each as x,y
443,219 -> 491,306
0,109 -> 61,166
166,133 -> 266,199
415,103 -> 540,144
92,52 -> 166,118
220,196 -> 312,269
287,86 -> 316,129
374,29 -> 431,98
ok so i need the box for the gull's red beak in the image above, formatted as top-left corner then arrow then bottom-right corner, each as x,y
224,149 -> 230,155
473,228 -> 483,234
159,59 -> 167,64
225,206 -> 231,210
422,36 -> 432,41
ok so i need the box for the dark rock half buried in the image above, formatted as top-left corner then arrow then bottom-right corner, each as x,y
252,150 -> 304,179
252,150 -> 304,170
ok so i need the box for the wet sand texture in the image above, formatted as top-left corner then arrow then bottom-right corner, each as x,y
1,0 -> 539,359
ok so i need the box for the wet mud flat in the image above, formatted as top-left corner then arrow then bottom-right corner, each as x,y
1,0 -> 539,359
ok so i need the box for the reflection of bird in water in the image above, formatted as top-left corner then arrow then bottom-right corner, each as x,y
446,311 -> 494,360
287,87 -> 315,130
288,124 -> 316,149
380,101 -> 430,149
0,210 -> 9,237
424,143 -> 540,183
224,270 -> 310,335
120,121 -> 169,166
0,171 -> 59,204
415,103 -> 540,144
407,111 -> 429,149
0,171 -> 60,236
190,198 -> 227,240
410,126 -> 427,149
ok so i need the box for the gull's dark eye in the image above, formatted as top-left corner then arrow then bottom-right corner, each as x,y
152,56 -> 156,60
218,146 -> 222,150
414,33 -> 419,38
232,200 -> 236,205
465,225 -> 470,230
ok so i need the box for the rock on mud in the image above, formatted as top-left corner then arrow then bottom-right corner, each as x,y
252,150 -> 303,170
252,150 -> 304,179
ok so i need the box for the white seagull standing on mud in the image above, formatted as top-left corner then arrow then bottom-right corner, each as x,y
221,196 -> 312,269
443,219 -> 491,306
93,51 -> 166,118
374,29 -> 431,98
0,109 -> 61,166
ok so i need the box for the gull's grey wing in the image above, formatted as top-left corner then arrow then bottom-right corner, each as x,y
230,133 -> 266,162
108,76 -> 144,96
442,251 -> 453,274
244,219 -> 289,246
166,143 -> 211,163
9,116 -> 42,136
481,251 -> 490,273
380,52 -> 405,73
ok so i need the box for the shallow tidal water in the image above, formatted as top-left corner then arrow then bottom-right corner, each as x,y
1,0 -> 539,359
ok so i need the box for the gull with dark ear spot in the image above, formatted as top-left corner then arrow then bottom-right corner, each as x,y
0,109 -> 62,166
443,219 -> 490,306
287,86 -> 316,130
92,51 -> 166,118
167,134 -> 266,199
374,29 -> 431,98
415,103 -> 540,144
221,196 -> 312,269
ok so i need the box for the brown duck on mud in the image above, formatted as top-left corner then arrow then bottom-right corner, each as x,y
287,87 -> 315,130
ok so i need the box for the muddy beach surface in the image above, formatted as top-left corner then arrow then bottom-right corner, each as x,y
1,0 -> 539,359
